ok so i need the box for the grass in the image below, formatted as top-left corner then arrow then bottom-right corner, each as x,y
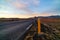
41,18 -> 60,40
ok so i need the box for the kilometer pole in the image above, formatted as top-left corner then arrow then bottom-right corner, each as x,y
37,18 -> 41,34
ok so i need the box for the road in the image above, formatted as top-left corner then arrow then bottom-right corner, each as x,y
0,20 -> 34,40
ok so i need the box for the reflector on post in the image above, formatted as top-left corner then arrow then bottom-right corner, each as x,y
37,18 -> 41,34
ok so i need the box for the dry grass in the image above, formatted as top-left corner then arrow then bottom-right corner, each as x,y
40,18 -> 60,40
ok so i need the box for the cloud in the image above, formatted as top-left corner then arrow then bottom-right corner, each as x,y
0,13 -> 34,18
12,1 -> 28,9
0,11 -> 58,18
6,0 -> 40,13
32,12 -> 50,16
32,12 -> 58,17
1,0 -> 59,18
0,4 -> 16,14
32,0 -> 40,6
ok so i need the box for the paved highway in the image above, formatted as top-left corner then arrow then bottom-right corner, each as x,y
0,20 -> 34,40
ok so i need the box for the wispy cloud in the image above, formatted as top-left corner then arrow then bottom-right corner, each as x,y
0,0 -> 60,18
12,1 -> 28,9
0,12 -> 54,18
32,12 -> 58,17
0,12 -> 35,18
6,0 -> 40,13
31,0 -> 40,6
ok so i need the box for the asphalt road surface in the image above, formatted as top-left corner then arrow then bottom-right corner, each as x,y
0,20 -> 34,40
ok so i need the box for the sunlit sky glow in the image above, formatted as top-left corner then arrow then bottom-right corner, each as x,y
0,0 -> 60,18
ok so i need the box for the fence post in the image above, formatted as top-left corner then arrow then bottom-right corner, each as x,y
37,18 -> 41,34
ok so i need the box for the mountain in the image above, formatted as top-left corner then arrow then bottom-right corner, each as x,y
48,15 -> 60,18
38,15 -> 60,18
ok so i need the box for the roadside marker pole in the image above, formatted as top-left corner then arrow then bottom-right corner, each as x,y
37,18 -> 41,34
37,18 -> 42,40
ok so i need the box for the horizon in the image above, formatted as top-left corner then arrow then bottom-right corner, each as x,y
0,15 -> 60,18
0,0 -> 60,18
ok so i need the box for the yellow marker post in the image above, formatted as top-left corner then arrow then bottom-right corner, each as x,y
37,18 -> 41,34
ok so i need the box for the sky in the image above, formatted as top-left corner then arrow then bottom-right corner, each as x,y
0,0 -> 60,18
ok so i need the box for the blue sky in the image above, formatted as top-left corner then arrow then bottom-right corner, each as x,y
0,0 -> 60,18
